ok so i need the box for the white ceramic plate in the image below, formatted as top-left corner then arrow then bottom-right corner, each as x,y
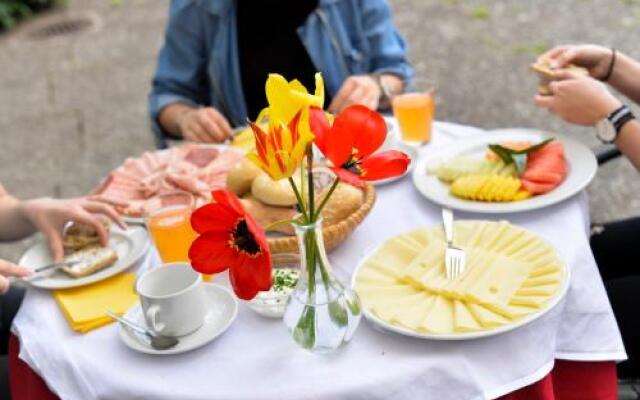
118,283 -> 238,355
412,129 -> 597,213
351,227 -> 570,340
20,226 -> 150,290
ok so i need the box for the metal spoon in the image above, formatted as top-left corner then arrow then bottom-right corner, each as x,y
106,310 -> 179,350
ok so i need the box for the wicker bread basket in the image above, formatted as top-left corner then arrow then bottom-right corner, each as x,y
267,185 -> 376,254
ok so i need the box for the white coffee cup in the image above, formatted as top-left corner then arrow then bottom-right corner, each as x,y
136,263 -> 207,337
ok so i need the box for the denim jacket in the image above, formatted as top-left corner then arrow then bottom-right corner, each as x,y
149,0 -> 414,146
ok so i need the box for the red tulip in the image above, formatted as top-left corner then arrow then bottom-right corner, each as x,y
189,190 -> 272,300
313,105 -> 410,187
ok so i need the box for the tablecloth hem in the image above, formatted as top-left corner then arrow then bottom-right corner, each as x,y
483,359 -> 555,400
554,351 -> 628,362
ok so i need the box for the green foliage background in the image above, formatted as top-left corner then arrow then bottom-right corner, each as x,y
0,0 -> 56,30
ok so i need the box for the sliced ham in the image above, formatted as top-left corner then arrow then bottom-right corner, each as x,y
184,147 -> 220,168
90,144 -> 244,217
165,173 -> 210,197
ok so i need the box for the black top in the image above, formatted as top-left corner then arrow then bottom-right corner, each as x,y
236,0 -> 328,121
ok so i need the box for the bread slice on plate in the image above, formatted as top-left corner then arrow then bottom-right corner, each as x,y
62,245 -> 118,278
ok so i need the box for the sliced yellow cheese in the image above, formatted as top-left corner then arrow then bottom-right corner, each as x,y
510,295 -> 549,308
362,259 -> 403,279
515,284 -> 559,297
418,295 -> 454,333
369,293 -> 425,321
390,293 -> 437,330
503,302 -> 539,319
354,267 -> 397,286
453,300 -> 481,332
466,303 -> 510,328
521,271 -> 562,287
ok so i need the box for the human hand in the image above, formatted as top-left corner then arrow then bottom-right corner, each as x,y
534,70 -> 622,126
0,259 -> 31,294
328,75 -> 381,113
537,45 -> 613,80
177,107 -> 233,143
20,197 -> 127,262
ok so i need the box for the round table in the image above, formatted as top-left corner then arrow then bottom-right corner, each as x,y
10,122 -> 626,400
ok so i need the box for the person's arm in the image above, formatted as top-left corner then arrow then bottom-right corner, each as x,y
0,194 -> 36,241
614,119 -> 640,170
361,0 -> 414,87
149,1 -> 231,143
607,51 -> 640,105
327,0 -> 412,113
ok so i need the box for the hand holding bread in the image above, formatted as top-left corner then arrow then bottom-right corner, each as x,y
536,45 -> 614,81
19,197 -> 126,262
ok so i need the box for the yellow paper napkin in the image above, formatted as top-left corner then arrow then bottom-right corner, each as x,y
53,273 -> 139,333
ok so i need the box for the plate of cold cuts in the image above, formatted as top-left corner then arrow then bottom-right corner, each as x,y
412,128 -> 597,214
91,144 -> 245,223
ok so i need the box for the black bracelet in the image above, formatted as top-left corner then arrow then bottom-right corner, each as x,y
601,48 -> 616,82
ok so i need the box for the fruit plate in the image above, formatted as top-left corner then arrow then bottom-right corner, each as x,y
351,222 -> 571,340
412,129 -> 597,214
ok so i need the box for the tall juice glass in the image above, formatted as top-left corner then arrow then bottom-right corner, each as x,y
146,193 -> 212,280
392,80 -> 436,146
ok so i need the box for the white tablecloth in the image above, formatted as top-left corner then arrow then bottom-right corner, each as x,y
12,122 -> 626,400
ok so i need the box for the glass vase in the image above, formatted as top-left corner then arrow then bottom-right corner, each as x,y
283,219 -> 362,353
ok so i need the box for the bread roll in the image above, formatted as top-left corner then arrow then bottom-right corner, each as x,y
240,196 -> 298,234
319,183 -> 364,226
252,174 -> 300,206
226,159 -> 263,196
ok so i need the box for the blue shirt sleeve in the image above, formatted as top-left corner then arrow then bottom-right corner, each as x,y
360,0 -> 414,85
148,0 -> 210,144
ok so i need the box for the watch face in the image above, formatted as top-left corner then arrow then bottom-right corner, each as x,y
596,119 -> 617,142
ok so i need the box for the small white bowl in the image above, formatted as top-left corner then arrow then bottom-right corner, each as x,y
247,254 -> 300,318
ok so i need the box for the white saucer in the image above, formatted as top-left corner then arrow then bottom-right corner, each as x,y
118,283 -> 238,355
373,117 -> 419,186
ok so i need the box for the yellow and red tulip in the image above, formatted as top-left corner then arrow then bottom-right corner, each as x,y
247,112 -> 314,181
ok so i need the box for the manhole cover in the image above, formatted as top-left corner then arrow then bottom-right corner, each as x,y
28,17 -> 92,39
21,12 -> 101,41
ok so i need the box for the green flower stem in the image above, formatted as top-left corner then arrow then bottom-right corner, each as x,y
300,160 -> 308,216
313,177 -> 340,221
288,177 -> 308,223
306,148 -> 315,222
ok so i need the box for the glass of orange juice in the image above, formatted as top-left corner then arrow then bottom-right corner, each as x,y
146,192 -> 198,264
392,79 -> 436,146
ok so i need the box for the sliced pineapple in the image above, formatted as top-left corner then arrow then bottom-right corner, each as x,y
450,175 -> 530,202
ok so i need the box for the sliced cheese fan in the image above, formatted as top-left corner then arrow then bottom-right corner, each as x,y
354,221 -> 565,335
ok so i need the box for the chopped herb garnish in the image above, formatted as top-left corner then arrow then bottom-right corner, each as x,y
272,268 -> 299,294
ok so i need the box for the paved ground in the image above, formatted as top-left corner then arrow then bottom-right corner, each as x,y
2,0 -> 640,263
1,0 -> 640,396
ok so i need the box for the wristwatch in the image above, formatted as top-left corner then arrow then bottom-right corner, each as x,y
595,105 -> 635,143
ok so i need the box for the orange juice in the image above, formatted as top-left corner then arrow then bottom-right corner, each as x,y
147,206 -> 198,263
392,92 -> 436,145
